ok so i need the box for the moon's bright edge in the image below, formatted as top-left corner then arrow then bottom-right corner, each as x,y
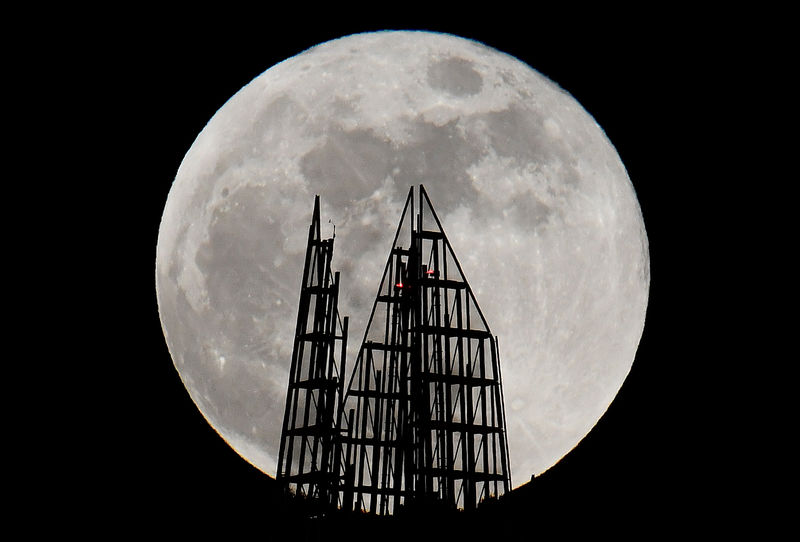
156,31 -> 650,484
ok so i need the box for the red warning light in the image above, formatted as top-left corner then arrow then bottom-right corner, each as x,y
396,282 -> 404,288
426,269 -> 435,275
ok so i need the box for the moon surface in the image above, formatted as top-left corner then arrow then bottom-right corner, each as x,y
156,31 -> 649,484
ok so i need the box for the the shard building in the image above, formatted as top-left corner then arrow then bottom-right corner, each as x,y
277,186 -> 511,516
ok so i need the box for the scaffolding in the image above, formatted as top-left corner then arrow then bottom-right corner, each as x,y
277,186 -> 511,516
276,195 -> 349,508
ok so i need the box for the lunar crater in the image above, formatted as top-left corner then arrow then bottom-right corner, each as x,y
427,56 -> 483,97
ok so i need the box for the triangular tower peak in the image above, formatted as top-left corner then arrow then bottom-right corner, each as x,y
337,185 -> 511,514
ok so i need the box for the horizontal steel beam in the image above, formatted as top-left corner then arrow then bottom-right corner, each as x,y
416,324 -> 492,339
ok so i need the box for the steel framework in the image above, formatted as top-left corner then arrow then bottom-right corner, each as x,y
276,195 -> 349,507
277,186 -> 511,516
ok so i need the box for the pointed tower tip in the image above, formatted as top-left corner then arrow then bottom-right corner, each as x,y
313,195 -> 321,218
310,195 -> 321,240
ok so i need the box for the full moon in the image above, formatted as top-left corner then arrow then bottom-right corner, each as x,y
156,31 -> 649,484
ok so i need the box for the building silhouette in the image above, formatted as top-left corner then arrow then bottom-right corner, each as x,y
277,186 -> 511,515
